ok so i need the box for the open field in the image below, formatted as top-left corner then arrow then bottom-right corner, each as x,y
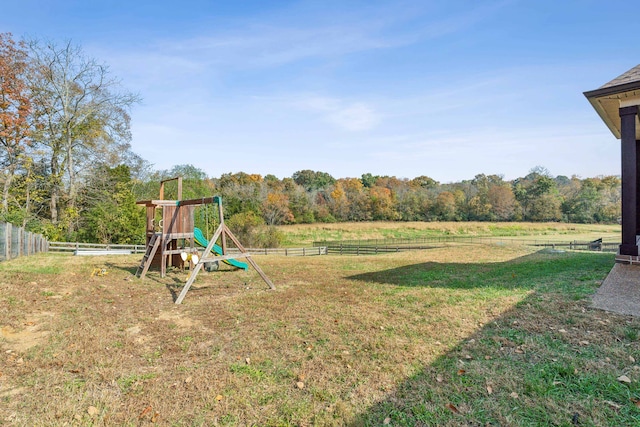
1,243 -> 639,426
278,222 -> 621,247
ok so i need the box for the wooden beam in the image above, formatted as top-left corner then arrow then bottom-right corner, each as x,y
176,196 -> 217,207
620,105 -> 639,256
136,200 -> 178,206
223,225 -> 275,290
200,252 -> 252,262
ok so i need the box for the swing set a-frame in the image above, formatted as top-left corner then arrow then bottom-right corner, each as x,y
135,177 -> 275,304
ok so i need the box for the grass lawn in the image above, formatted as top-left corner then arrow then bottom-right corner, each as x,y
278,221 -> 620,246
1,243 -> 639,426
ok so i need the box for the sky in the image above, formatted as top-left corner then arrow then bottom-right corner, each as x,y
2,0 -> 639,182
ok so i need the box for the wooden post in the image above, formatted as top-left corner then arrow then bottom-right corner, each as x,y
217,197 -> 227,255
4,222 -> 10,260
620,105 -> 639,256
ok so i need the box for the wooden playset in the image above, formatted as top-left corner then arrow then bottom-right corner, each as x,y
135,177 -> 275,304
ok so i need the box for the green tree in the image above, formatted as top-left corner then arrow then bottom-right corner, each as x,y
292,170 -> 335,191
513,167 -> 563,221
433,191 -> 457,220
79,164 -> 144,244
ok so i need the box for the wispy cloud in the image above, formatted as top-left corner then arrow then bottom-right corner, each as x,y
292,96 -> 379,131
99,0 -> 509,80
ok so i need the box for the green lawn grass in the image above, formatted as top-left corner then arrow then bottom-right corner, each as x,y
0,244 -> 638,426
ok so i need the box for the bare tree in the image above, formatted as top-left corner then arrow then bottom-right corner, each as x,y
27,39 -> 140,233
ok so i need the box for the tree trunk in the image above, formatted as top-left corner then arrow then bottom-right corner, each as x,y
66,134 -> 77,235
50,155 -> 59,224
2,169 -> 14,215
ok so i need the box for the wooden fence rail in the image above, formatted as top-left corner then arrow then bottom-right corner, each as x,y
49,241 -> 327,257
49,241 -> 147,253
314,236 -> 620,255
0,222 -> 49,261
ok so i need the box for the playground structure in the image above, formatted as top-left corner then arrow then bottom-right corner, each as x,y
135,177 -> 275,304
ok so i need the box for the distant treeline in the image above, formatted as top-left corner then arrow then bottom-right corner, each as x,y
0,34 -> 621,244
126,164 -> 618,244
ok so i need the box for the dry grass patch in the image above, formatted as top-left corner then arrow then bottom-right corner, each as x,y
279,222 -> 620,246
0,245 -> 636,426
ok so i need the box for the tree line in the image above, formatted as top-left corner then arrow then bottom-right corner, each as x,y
0,34 -> 621,245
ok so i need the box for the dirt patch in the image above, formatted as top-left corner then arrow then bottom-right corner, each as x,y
157,309 -> 197,329
0,312 -> 54,352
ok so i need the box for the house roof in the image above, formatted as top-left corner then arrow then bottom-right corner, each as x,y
584,64 -> 640,139
600,64 -> 640,90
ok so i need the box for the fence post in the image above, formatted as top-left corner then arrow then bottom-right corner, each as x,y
18,227 -> 23,257
5,223 -> 11,260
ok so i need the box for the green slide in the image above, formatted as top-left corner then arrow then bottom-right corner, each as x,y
193,227 -> 248,270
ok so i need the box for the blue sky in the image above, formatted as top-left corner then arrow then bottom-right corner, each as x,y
2,0 -> 638,182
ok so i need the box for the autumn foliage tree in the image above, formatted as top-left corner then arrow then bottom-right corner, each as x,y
0,33 -> 31,216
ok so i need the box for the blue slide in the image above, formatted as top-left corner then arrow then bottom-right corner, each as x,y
193,227 -> 248,271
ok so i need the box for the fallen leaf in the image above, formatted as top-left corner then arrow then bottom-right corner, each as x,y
245,357 -> 250,365
297,374 -> 306,382
436,374 -> 443,383
24,321 -> 35,326
383,417 -> 391,425
510,392 -> 519,399
445,403 -> 460,413
457,369 -> 466,375
184,376 -> 192,384
617,375 -> 631,384
559,329 -> 567,333
630,356 -> 636,363
138,406 -> 152,419
579,341 -> 589,346
296,381 -> 305,389
151,412 -> 159,422
215,395 -> 223,401
87,406 -> 99,416
464,354 -> 472,360
486,385 -> 493,395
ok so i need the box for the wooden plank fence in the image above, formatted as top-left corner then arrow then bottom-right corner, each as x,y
0,222 -> 49,261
